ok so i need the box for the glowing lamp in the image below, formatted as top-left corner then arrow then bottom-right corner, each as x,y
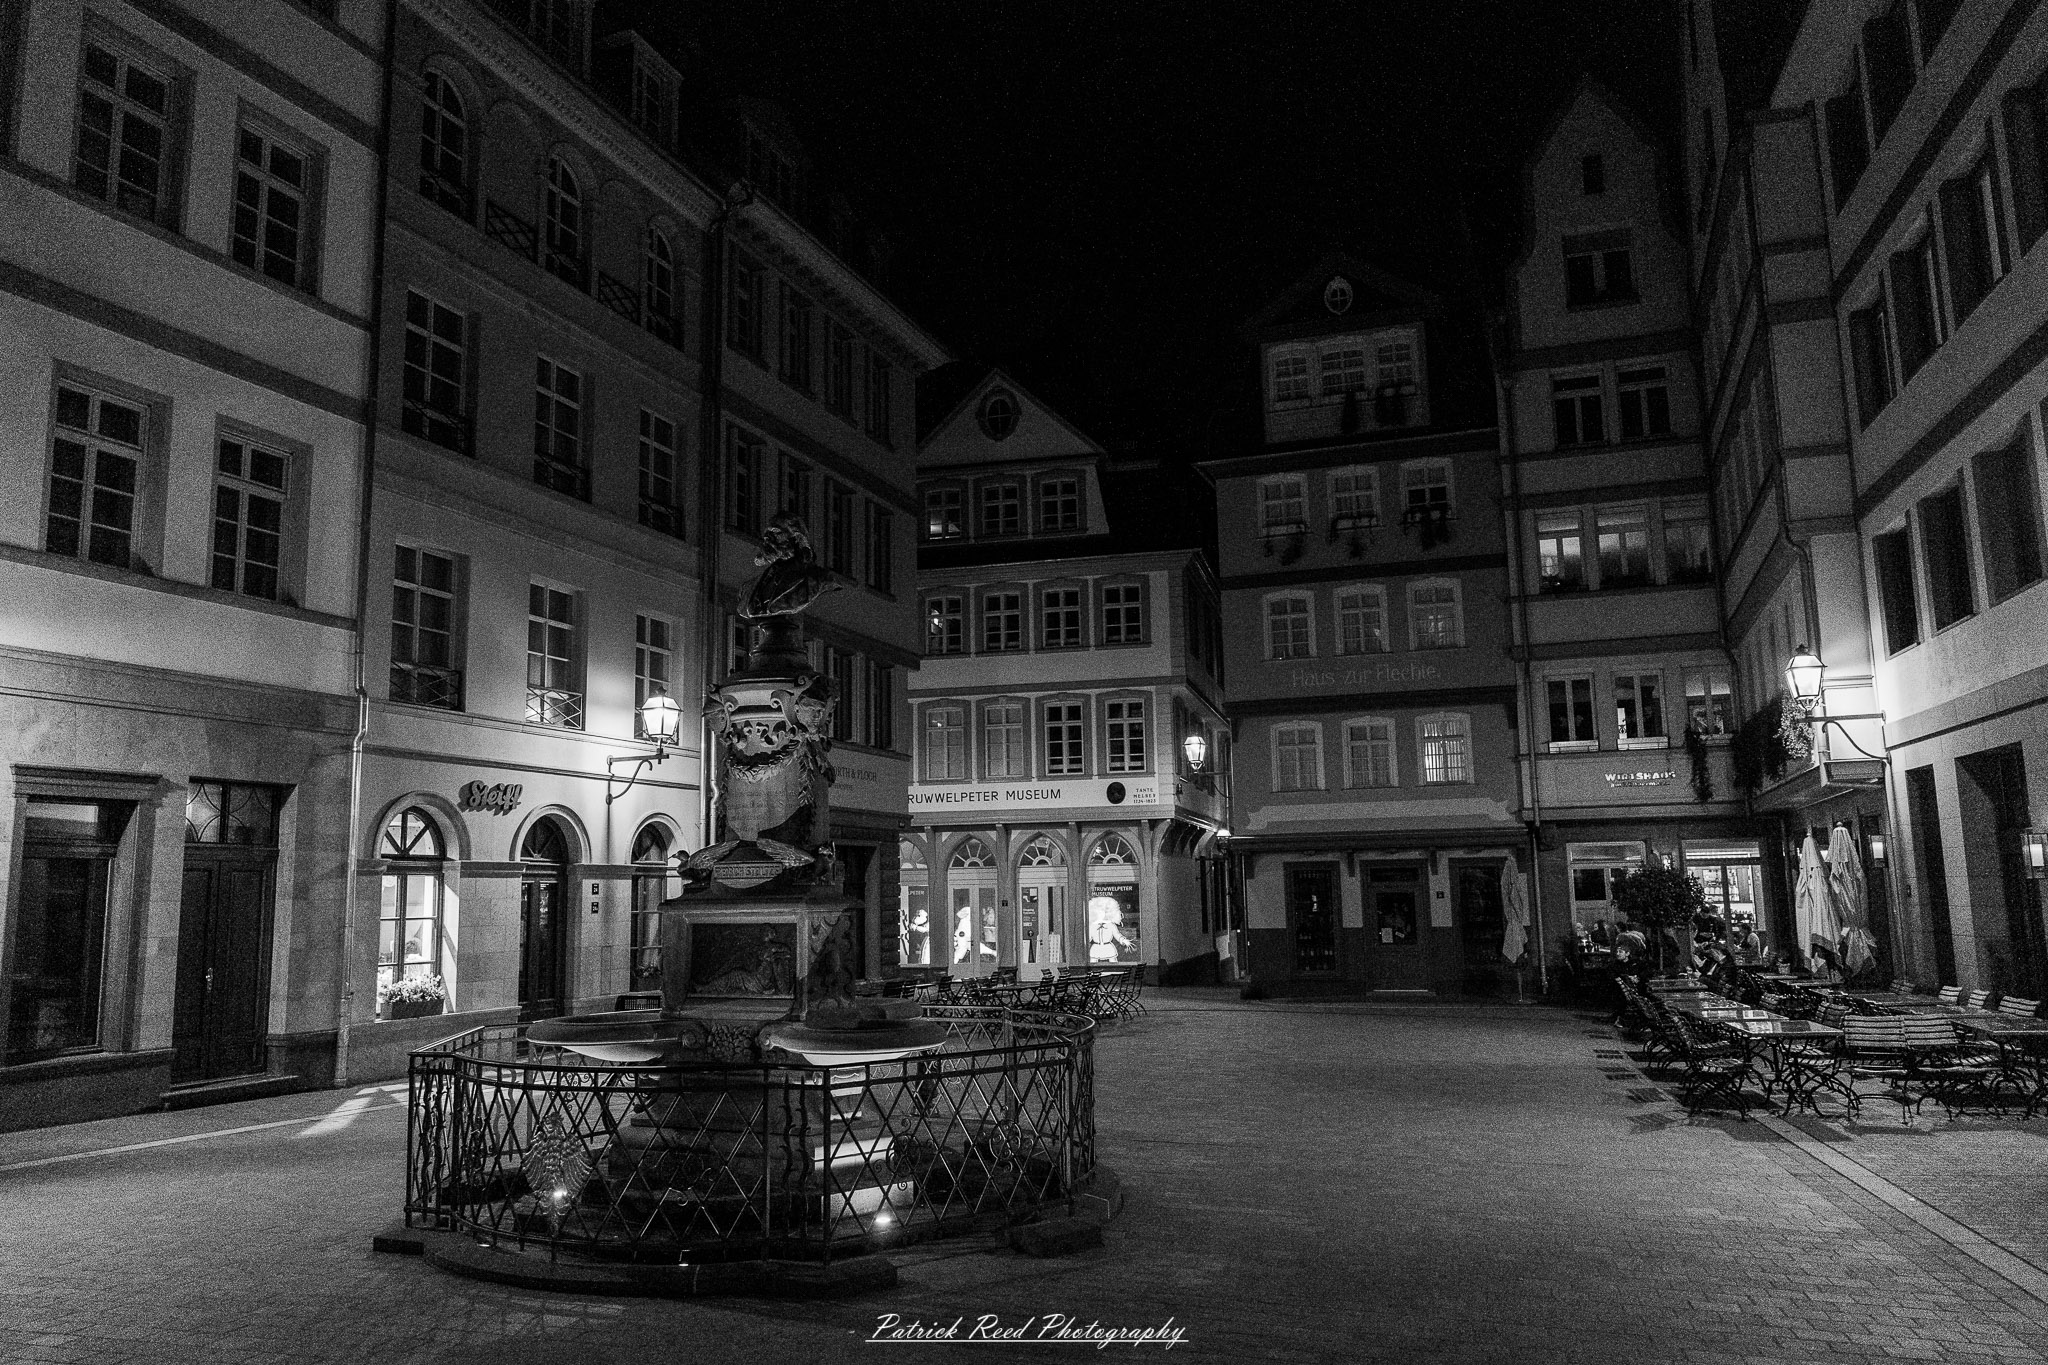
1785,646 -> 1824,707
639,690 -> 682,748
1182,733 -> 1208,771
1867,831 -> 1887,867
2023,830 -> 2048,880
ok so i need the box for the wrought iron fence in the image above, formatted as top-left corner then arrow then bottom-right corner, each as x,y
405,1006 -> 1095,1265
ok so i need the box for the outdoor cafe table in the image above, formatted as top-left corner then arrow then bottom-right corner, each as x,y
1667,1003 -> 1775,1021
1953,1015 -> 2048,1115
1719,1017 -> 1845,1111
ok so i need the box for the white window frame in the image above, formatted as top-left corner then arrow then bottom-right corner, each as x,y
1104,697 -> 1147,774
982,699 -> 1027,779
1407,578 -> 1464,650
1265,592 -> 1315,661
1269,347 -> 1314,404
1544,675 -> 1598,752
1258,475 -> 1308,535
1615,671 -> 1669,749
231,120 -> 318,291
1328,466 -> 1379,528
1342,716 -> 1397,789
922,704 -> 968,781
633,613 -> 672,736
1417,712 -> 1472,785
1319,343 -> 1368,397
1399,459 -> 1454,522
1334,583 -> 1388,656
1270,722 -> 1325,792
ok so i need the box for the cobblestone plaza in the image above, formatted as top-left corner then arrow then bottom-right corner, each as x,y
6,993 -> 2048,1365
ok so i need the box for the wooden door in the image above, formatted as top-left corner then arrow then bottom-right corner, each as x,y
519,874 -> 565,1019
1286,864 -> 1339,974
173,853 -> 274,1082
1367,866 -> 1427,989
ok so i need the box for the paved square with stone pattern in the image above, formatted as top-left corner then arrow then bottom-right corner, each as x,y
5,991 -> 2048,1364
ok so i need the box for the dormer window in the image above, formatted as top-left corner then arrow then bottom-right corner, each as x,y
1564,231 -> 1636,306
1270,351 -> 1313,403
977,388 -> 1019,440
1258,475 -> 1307,536
1319,346 -> 1367,396
923,486 -> 962,540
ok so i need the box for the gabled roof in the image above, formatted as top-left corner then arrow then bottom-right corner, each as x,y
1240,252 -> 1442,342
916,364 -> 1107,462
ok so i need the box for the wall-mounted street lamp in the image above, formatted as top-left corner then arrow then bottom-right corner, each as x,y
2023,829 -> 2048,880
606,690 -> 683,805
1182,732 -> 1208,771
1867,830 -> 1888,867
1782,646 -> 1887,765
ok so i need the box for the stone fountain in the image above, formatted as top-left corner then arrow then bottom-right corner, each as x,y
527,511 -> 944,1065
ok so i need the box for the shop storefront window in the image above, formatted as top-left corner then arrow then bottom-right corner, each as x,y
1087,834 -> 1140,965
1566,840 -> 1646,932
1682,839 -> 1762,937
898,840 -> 933,968
7,800 -> 128,1061
948,838 -> 998,974
378,808 -> 445,1007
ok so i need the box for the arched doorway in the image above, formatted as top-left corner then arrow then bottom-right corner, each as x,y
519,817 -> 571,1019
898,840 -> 934,970
947,837 -> 998,977
378,807 -> 447,1018
1086,833 -> 1141,966
1016,834 -> 1068,980
628,823 -> 676,997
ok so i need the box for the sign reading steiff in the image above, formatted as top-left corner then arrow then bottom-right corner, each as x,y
458,781 -> 524,814
910,777 -> 1165,812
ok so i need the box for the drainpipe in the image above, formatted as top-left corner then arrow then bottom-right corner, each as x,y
335,0 -> 399,1089
1493,353 -> 1548,995
696,183 -> 752,852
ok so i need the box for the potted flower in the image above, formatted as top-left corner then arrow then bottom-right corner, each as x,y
383,974 -> 447,1020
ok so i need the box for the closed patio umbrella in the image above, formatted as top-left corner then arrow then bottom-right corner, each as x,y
1827,823 -> 1875,976
1500,859 -> 1528,963
1795,833 -> 1842,970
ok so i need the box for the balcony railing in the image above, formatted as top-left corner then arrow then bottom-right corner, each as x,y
484,199 -> 537,262
526,686 -> 584,730
401,401 -> 472,455
638,499 -> 684,539
594,270 -> 639,323
391,663 -> 463,710
533,456 -> 590,501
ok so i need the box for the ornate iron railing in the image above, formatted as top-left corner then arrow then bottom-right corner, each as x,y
404,1006 -> 1096,1265
525,686 -> 584,729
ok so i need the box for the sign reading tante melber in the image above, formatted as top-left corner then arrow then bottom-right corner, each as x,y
909,776 -> 1166,812
868,1313 -> 1186,1348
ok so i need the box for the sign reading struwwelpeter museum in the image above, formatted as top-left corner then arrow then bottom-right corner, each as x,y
909,776 -> 1168,815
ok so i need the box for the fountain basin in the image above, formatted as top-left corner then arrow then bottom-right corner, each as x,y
758,1020 -> 949,1065
524,1010 -> 710,1063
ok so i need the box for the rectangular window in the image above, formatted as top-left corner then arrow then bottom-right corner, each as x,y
1596,506 -> 1650,587
402,292 -> 468,452
1974,435 -> 2045,605
8,800 -> 126,1060
1330,468 -> 1378,526
633,615 -> 671,735
1409,582 -> 1462,649
1043,702 -> 1084,776
1663,498 -> 1713,583
1536,511 -> 1584,592
1105,699 -> 1146,772
231,124 -> 313,289
865,354 -> 894,446
1615,673 -> 1666,744
532,357 -> 585,497
1102,582 -> 1144,644
1919,484 -> 1976,629
1826,69 -> 1870,210
1343,718 -> 1395,788
2005,80 -> 2048,252
923,706 -> 966,781
866,660 -> 893,750
1401,462 -> 1453,520
727,251 -> 763,357
637,409 -> 681,537
1320,346 -> 1367,396
982,591 -> 1022,652
526,583 -> 580,728
47,385 -> 143,569
1041,586 -> 1083,649
1888,236 -> 1943,380
867,505 -> 893,593
1940,156 -> 2007,325
1563,231 -> 1635,305
778,453 -> 811,524
1848,295 -> 1895,426
1863,2 -> 1915,144
1039,476 -> 1081,532
1683,668 -> 1733,736
1419,715 -> 1470,784
1267,597 -> 1312,660
924,486 -> 962,540
825,322 -> 856,417
728,426 -> 764,533
983,702 -> 1025,778
210,436 -> 286,600
779,285 -> 813,391
1547,677 -> 1595,746
1616,367 -> 1671,440
980,482 -> 1021,535
73,40 -> 175,226
1259,476 -> 1307,534
1271,352 -> 1312,402
1335,587 -> 1386,655
1272,723 -> 1322,792
1553,374 -> 1604,446
391,546 -> 460,708
1375,337 -> 1417,387
925,594 -> 963,655
828,649 -> 856,743
826,481 -> 854,576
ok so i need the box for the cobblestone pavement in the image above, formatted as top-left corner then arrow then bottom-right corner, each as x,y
4,992 -> 2048,1364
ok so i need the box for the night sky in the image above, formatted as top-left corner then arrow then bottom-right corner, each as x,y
658,2 -> 1680,454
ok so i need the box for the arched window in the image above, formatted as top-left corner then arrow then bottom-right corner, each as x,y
628,824 -> 673,990
1086,834 -> 1139,965
544,157 -> 584,285
1019,834 -> 1066,867
378,807 -> 446,1013
418,71 -> 468,215
898,838 -> 932,968
1089,834 -> 1135,866
521,817 -> 568,863
949,837 -> 992,868
644,227 -> 677,342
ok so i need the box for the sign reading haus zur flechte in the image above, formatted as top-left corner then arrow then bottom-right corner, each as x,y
458,781 -> 524,814
909,777 -> 1166,812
